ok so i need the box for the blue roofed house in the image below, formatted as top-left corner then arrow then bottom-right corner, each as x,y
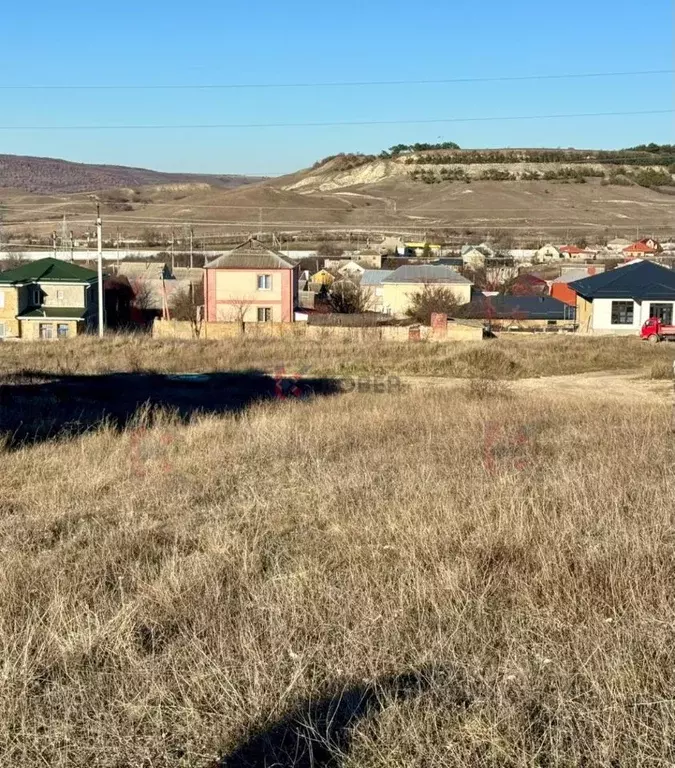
569,260 -> 675,334
459,294 -> 575,330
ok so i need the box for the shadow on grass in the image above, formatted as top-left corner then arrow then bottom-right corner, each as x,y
214,670 -> 438,768
0,370 -> 341,449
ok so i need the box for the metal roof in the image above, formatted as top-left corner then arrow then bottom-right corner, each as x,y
382,265 -> 472,285
569,260 -> 675,300
460,294 -> 574,320
0,257 -> 97,284
434,257 -> 463,267
205,239 -> 295,270
117,261 -> 170,280
551,269 -> 599,284
361,269 -> 394,286
17,307 -> 88,320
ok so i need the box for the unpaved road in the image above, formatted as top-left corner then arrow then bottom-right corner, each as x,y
399,370 -> 672,403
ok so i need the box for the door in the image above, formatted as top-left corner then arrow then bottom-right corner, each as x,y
649,303 -> 673,325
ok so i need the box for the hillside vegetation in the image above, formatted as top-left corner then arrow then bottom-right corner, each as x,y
304,144 -> 675,189
1,336 -> 674,766
0,154 -> 263,194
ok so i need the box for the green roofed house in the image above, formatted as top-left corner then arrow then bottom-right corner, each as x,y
0,258 -> 100,340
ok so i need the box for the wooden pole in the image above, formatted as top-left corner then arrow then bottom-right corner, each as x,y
672,360 -> 675,433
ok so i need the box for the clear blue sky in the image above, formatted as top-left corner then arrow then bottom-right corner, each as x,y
1,0 -> 672,175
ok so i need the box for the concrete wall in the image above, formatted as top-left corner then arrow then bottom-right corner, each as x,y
381,281 -> 473,317
153,319 -> 483,343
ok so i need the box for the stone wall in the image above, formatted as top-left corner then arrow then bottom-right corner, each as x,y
152,319 -> 483,343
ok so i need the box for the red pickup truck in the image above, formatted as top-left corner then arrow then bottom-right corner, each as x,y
641,317 -> 675,343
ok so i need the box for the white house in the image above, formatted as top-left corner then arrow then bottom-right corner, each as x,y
337,260 -> 367,279
570,260 -> 675,334
534,244 -> 562,262
461,243 -> 495,269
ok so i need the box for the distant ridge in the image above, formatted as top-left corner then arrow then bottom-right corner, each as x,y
0,154 -> 265,194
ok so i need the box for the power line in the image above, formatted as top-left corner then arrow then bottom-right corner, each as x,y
0,109 -> 671,131
0,69 -> 671,91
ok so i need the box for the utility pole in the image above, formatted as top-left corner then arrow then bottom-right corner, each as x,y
70,230 -> 74,262
189,226 -> 194,269
96,204 -> 104,338
170,230 -> 175,272
52,231 -> 57,256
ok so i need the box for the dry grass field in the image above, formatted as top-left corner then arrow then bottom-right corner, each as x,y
0,333 -> 674,381
1,336 -> 675,766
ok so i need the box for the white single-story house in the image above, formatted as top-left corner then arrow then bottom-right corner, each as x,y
534,244 -> 562,262
570,260 -> 675,334
381,264 -> 473,317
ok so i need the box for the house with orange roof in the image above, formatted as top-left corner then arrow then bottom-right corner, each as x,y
623,239 -> 661,260
559,245 -> 589,259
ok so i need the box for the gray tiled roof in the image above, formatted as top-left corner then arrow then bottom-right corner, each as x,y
382,265 -> 472,285
205,239 -> 295,270
460,295 -> 574,320
361,269 -> 394,286
172,267 -> 204,283
117,261 -> 170,280
551,269 -> 596,284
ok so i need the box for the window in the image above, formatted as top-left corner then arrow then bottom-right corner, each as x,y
257,274 -> 272,290
56,290 -> 64,303
0,322 -> 6,338
257,307 -> 272,322
649,303 -> 673,325
39,323 -> 53,339
611,301 -> 634,325
57,323 -> 69,338
0,291 -> 4,309
32,287 -> 41,305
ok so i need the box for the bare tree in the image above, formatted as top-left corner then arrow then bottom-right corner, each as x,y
406,284 -> 462,324
169,284 -> 205,337
329,282 -> 374,314
0,251 -> 28,271
229,298 -> 254,333
130,278 -> 154,311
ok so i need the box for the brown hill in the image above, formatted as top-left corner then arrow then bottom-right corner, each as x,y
1,148 -> 673,244
0,154 -> 264,194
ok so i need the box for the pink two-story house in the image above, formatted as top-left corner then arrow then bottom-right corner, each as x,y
204,239 -> 298,323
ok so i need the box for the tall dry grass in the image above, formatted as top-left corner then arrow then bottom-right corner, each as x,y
1,376 -> 674,765
0,333 -> 674,380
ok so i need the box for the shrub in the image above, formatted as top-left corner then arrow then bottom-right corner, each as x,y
406,285 -> 463,324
